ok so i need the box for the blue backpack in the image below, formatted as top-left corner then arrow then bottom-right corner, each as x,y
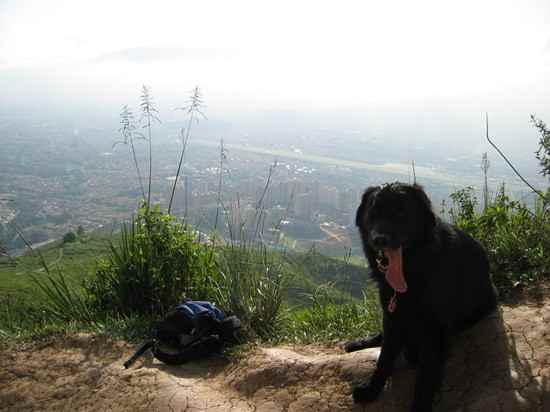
124,301 -> 241,368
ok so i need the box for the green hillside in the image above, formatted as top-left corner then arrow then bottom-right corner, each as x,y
0,229 -> 370,305
0,230 -> 113,296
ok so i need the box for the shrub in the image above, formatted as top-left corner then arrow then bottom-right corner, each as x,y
448,186 -> 550,293
63,231 -> 77,244
85,205 -> 219,316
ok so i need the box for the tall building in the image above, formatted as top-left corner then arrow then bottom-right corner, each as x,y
338,188 -> 355,212
312,180 -> 320,208
319,185 -> 338,208
196,179 -> 209,195
295,192 -> 312,220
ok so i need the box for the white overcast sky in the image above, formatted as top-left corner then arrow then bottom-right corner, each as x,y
1,0 -> 550,114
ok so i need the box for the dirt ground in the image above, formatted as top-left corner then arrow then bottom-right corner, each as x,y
2,292 -> 550,412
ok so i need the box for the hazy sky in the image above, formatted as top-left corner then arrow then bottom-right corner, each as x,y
2,0 -> 550,113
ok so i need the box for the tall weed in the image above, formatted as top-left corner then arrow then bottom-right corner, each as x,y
31,270 -> 95,323
214,242 -> 287,339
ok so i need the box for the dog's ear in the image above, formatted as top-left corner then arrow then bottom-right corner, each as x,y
356,186 -> 379,227
410,184 -> 436,232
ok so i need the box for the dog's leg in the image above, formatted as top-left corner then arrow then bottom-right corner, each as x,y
403,342 -> 419,368
344,333 -> 383,352
352,315 -> 404,403
410,328 -> 447,412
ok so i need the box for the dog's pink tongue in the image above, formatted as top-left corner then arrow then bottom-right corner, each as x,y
384,247 -> 407,293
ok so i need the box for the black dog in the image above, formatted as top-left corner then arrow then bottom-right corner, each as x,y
350,182 -> 497,412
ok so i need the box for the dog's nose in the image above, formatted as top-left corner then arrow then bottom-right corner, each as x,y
372,233 -> 389,249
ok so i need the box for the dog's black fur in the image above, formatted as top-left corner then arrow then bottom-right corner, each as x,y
351,182 -> 497,412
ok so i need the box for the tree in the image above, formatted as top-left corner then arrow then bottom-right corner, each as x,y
530,114 -> 550,179
63,231 -> 77,243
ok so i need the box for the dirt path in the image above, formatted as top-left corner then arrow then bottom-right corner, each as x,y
1,295 -> 550,412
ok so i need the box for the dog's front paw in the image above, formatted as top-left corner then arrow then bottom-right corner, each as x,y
409,404 -> 432,412
352,382 -> 383,403
344,334 -> 383,353
344,339 -> 369,353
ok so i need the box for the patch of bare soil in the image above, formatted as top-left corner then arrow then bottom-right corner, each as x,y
2,295 -> 550,412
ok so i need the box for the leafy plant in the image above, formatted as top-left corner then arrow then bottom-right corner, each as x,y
448,186 -> 478,233
530,114 -> 550,179
85,205 -> 219,316
449,185 -> 550,293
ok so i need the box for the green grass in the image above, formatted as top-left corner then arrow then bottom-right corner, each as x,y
1,303 -> 154,343
280,287 -> 382,344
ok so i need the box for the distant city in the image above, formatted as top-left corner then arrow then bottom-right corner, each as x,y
0,112 -> 546,256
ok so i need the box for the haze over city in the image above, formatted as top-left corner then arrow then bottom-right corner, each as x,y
2,1 -> 550,124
